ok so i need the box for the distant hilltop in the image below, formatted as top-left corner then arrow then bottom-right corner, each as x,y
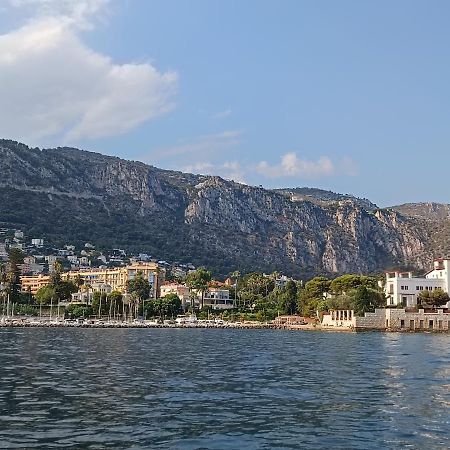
274,187 -> 378,211
1,138 -> 449,278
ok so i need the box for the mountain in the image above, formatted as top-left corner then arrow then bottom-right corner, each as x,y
389,202 -> 450,260
0,139 -> 435,278
274,187 -> 378,210
390,202 -> 450,221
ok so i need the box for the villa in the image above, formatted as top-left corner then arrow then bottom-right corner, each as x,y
385,258 -> 450,308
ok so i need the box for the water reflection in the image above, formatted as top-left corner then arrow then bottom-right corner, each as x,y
0,329 -> 448,449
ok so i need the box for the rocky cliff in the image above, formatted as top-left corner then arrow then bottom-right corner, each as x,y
0,139 -> 435,277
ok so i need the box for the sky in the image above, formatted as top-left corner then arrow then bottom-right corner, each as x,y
1,0 -> 450,207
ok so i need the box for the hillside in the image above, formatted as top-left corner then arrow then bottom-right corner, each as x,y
389,202 -> 450,260
275,187 -> 378,210
0,139 -> 435,278
390,202 -> 450,221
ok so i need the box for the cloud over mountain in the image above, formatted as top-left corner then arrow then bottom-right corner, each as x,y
0,0 -> 177,144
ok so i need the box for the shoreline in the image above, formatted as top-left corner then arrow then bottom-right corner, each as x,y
1,320 -> 449,333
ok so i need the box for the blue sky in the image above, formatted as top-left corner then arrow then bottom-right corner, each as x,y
1,0 -> 450,206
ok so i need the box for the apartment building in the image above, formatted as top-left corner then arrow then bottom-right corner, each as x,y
21,262 -> 164,296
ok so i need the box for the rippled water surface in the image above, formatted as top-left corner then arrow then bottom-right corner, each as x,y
0,328 -> 449,449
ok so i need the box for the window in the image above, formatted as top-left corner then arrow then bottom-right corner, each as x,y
416,286 -> 420,291
400,320 -> 405,328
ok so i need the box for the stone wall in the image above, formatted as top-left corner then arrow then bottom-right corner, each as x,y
323,308 -> 450,332
354,309 -> 387,330
386,308 -> 450,331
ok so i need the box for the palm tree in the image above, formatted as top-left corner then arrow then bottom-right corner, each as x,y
74,274 -> 84,290
186,268 -> 211,310
153,267 -> 161,299
230,270 -> 240,308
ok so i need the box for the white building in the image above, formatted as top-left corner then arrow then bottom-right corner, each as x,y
31,238 -> 44,247
70,283 -> 112,304
385,259 -> 450,308
67,255 -> 79,265
0,242 -> 8,260
14,230 -> 24,239
203,288 -> 233,310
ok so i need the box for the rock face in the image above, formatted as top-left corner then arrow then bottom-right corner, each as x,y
0,139 -> 434,277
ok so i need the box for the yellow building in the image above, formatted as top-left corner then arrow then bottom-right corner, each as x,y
21,262 -> 164,296
21,274 -> 51,294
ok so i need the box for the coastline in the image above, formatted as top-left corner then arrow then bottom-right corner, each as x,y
1,319 -> 449,333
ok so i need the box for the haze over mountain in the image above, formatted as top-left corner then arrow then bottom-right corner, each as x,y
1,139 -> 446,278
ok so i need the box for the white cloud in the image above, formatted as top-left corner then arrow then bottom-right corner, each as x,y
0,0 -> 177,144
8,0 -> 109,28
183,160 -> 246,184
212,108 -> 232,119
151,130 -> 242,159
255,152 -> 356,178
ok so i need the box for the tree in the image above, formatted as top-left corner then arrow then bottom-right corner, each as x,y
330,274 -> 378,295
126,271 -> 150,300
186,268 -> 211,309
6,248 -> 24,303
418,289 -> 449,308
278,280 -> 298,315
73,274 -> 84,289
35,285 -> 56,305
50,260 -> 63,286
163,293 -> 182,318
352,286 -> 385,316
65,304 -> 92,319
297,276 -> 331,317
42,260 -> 77,302
230,270 -> 240,307
127,271 -> 151,319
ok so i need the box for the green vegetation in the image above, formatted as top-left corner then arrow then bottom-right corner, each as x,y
35,261 -> 77,305
417,288 -> 449,308
4,248 -> 24,303
186,268 -> 211,309
126,272 -> 151,300
143,293 -> 182,320
65,304 -> 93,319
230,273 -> 385,319
91,291 -> 123,317
14,304 -> 38,316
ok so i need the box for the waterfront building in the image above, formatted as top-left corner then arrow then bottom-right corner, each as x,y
21,274 -> 50,294
322,308 -> 450,332
71,283 -> 113,304
385,259 -> 450,308
202,288 -> 233,310
21,262 -> 164,296
274,315 -> 308,325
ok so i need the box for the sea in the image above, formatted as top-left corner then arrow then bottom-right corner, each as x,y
0,328 -> 449,449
